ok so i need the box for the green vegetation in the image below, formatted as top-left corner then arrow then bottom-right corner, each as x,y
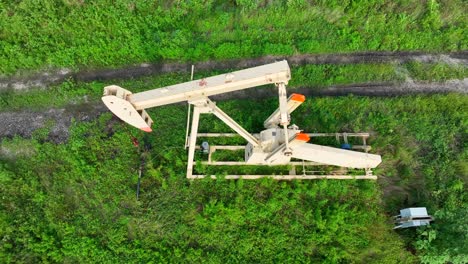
295,95 -> 468,264
1,0 -> 467,75
404,61 -> 467,81
289,63 -> 402,87
1,94 -> 466,262
0,129 -> 411,262
1,0 -> 467,262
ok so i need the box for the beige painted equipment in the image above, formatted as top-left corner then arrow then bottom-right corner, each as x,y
102,61 -> 382,179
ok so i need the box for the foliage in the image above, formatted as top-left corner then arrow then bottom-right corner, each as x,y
0,1 -> 466,260
404,61 -> 467,82
1,93 -> 466,262
0,105 -> 388,262
291,94 -> 468,263
289,63 -> 402,88
1,0 -> 467,75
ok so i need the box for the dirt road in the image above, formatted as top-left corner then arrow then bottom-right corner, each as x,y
1,79 -> 466,143
1,51 -> 467,90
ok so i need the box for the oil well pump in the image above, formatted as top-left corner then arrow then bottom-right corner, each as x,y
102,61 -> 381,179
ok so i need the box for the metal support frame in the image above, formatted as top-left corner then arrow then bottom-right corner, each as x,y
184,64 -> 195,149
198,132 -> 370,137
186,106 -> 201,178
191,132 -> 377,179
186,109 -> 378,179
206,145 -> 245,163
197,132 -> 372,151
206,100 -> 259,147
277,82 -> 292,155
186,97 -> 261,178
184,104 -> 191,149
201,161 -> 322,166
188,175 -> 377,180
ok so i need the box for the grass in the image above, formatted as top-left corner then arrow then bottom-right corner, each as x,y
1,0 -> 466,75
150,93 -> 468,262
404,61 -> 467,81
1,94 -> 466,262
0,1 -> 467,261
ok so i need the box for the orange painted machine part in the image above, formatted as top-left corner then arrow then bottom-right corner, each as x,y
295,133 -> 310,142
290,93 -> 306,102
140,127 -> 152,132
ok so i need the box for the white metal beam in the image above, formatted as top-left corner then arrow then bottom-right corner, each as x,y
201,161 -> 321,166
206,99 -> 260,147
291,143 -> 382,169
128,61 -> 291,110
186,106 -> 201,178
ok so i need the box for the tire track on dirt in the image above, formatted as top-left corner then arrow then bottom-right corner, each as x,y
1,80 -> 466,143
1,51 -> 467,91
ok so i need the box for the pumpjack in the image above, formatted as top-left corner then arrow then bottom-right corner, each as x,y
102,61 -> 381,179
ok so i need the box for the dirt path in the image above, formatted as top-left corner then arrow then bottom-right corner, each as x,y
212,79 -> 468,99
1,51 -> 467,91
1,79 -> 466,143
0,103 -> 106,143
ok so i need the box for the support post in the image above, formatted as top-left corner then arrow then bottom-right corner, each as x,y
184,65 -> 195,149
277,82 -> 292,155
187,106 -> 201,178
184,104 -> 191,149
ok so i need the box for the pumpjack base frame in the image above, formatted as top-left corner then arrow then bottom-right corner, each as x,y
189,175 -> 377,180
191,133 -> 377,180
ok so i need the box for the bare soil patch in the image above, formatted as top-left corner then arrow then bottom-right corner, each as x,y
1,51 -> 466,91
